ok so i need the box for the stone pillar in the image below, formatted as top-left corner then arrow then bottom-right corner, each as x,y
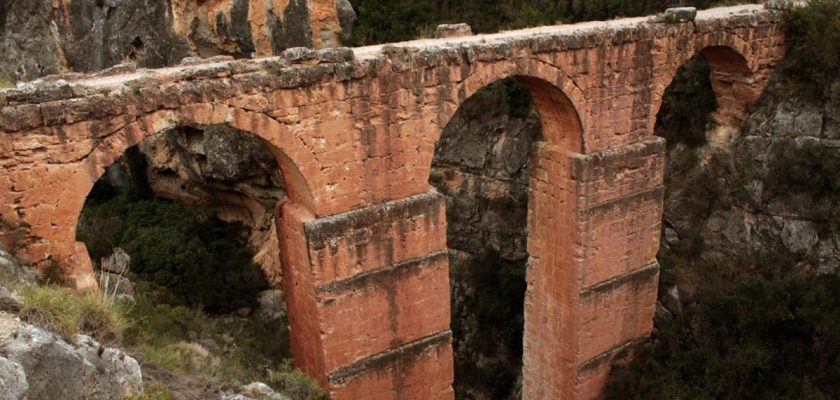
522,138 -> 665,400
278,193 -> 455,400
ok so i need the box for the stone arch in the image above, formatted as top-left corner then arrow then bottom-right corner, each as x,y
418,59 -> 587,197
426,60 -> 588,399
651,31 -> 765,132
433,58 -> 587,153
55,103 -> 319,287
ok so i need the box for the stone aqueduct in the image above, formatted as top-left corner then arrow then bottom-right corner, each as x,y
0,4 -> 785,400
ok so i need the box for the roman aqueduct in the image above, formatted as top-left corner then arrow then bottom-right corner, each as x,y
0,4 -> 785,399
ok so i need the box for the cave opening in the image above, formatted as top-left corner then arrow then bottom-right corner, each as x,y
430,77 -> 542,400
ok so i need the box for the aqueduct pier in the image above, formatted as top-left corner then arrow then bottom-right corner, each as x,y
0,4 -> 785,399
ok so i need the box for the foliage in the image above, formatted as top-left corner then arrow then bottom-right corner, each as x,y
120,281 -> 293,390
768,140 -> 840,198
77,194 -> 269,313
18,285 -> 124,343
783,0 -> 840,99
120,382 -> 175,400
451,250 -> 526,399
268,361 -> 331,400
607,258 -> 840,400
656,56 -> 717,148
348,0 -> 757,45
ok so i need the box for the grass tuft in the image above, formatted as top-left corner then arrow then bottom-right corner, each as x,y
18,285 -> 124,343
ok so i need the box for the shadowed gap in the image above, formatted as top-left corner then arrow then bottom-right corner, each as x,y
430,78 -> 541,400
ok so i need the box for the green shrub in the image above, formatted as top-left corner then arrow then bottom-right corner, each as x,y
451,250 -> 526,398
607,257 -> 840,399
78,195 -> 269,313
348,1 -> 757,46
783,0 -> 840,99
268,361 -> 330,400
768,140 -> 840,197
120,382 -> 175,400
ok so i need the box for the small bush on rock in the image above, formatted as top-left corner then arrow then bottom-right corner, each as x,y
607,256 -> 840,399
268,361 -> 330,400
783,0 -> 840,99
768,140 -> 840,197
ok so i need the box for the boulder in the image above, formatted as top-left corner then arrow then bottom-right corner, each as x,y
0,356 -> 27,400
0,286 -> 21,314
96,272 -> 135,298
660,7 -> 697,23
781,219 -> 819,254
661,285 -> 683,315
0,250 -> 37,286
256,290 -> 287,323
4,323 -> 143,400
100,248 -> 130,275
434,23 -> 474,39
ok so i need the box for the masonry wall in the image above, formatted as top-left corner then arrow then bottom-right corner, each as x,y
0,5 -> 785,399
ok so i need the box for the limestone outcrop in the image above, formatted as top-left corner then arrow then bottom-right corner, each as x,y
0,0 -> 349,82
661,79 -> 840,284
0,313 -> 143,400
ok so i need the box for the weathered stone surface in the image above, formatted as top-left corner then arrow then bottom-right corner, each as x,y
96,272 -> 135,298
0,0 -> 345,82
99,247 -> 130,275
0,285 -> 21,314
255,289 -> 286,322
335,0 -> 357,44
4,322 -> 143,400
434,23 -> 474,39
660,7 -> 698,23
0,355 -> 27,399
0,5 -> 786,400
0,250 -> 36,286
664,77 -> 840,276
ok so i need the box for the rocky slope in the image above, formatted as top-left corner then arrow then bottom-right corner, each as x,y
0,251 -> 143,400
0,0 -> 355,82
658,76 -> 840,303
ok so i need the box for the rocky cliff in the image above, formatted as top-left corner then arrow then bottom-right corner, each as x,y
659,74 -> 840,302
0,0 -> 354,82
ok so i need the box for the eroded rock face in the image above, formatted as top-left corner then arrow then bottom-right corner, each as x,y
0,0 -> 350,82
661,79 -> 840,275
0,355 -> 26,399
1,317 -> 143,400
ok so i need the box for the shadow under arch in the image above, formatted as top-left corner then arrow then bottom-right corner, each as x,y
652,38 -> 765,132
55,106 -> 318,289
428,72 -> 586,399
439,59 -> 588,153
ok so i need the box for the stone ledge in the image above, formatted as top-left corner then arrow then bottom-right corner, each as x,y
315,250 -> 447,294
579,261 -> 659,298
576,334 -> 651,373
304,192 -> 443,250
581,186 -> 665,215
327,330 -> 452,384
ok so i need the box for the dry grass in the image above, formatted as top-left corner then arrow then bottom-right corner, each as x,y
18,285 -> 125,343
